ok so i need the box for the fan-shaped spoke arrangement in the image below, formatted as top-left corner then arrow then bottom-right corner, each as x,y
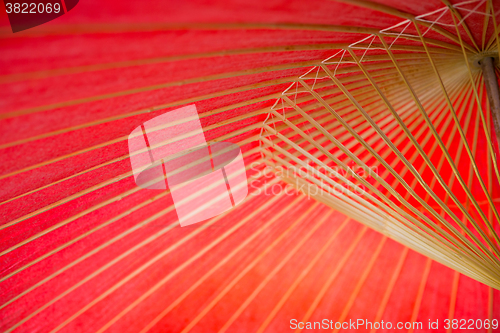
260,0 -> 500,289
2,0 -> 500,332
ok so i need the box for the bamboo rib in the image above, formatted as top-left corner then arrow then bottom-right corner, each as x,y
125,85 -> 430,327
451,14 -> 500,186
0,54 -> 441,175
266,100 -> 500,282
0,65 -> 435,239
320,59 -> 494,252
0,145 -> 263,285
446,79 -> 482,220
2,53 -> 445,121
350,44 -> 483,223
485,21 -> 500,51
264,80 -> 438,208
0,135 -> 259,258
4,177 -> 284,333
0,21 -> 465,52
379,41 -> 478,206
0,122 -> 261,233
0,43 -> 453,85
0,64 -> 442,271
0,22 -> 381,39
485,0 -> 500,51
369,247 -> 409,333
134,207 -> 336,333
481,0 -> 491,50
274,85 -> 438,214
0,149 -> 266,312
262,59 -> 454,174
278,67 -> 463,216
0,59 -> 324,120
290,74 -> 453,183
412,23 -> 500,251
379,53 -> 500,260
392,75 -> 472,207
422,75 -> 477,207
261,136 -> 500,282
382,91 -> 469,227
49,192 -> 301,333
4,2 -> 500,331
281,171 -> 500,288
441,0 -> 480,52
330,236 -> 387,333
268,75 -> 452,216
333,0 -> 475,52
258,0 -> 500,287
295,227 -> 368,333
407,258 -> 432,333
292,78 -> 500,267
2,57 -> 446,231
184,207 -> 336,333
4,57 -> 449,148
99,201 -> 326,333
260,118 -> 498,276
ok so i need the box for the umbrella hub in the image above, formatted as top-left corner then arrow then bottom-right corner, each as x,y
471,51 -> 500,150
470,51 -> 499,68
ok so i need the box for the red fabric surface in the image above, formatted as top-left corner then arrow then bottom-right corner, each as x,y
0,0 -> 499,332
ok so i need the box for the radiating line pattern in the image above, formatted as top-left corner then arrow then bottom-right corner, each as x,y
0,0 -> 499,332
260,0 -> 500,289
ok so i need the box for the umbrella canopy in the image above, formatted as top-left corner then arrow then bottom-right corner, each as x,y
0,0 -> 499,332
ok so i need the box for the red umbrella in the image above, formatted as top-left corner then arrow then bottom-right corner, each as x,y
0,0 -> 499,332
